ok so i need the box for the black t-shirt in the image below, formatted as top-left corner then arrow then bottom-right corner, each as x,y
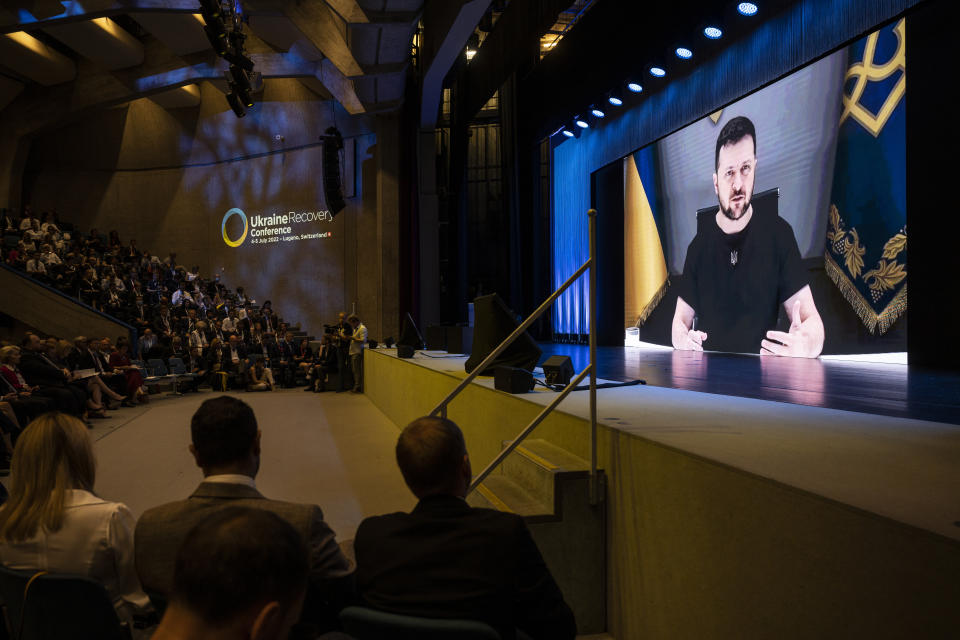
676,199 -> 807,354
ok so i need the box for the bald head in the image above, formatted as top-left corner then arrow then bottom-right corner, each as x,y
396,417 -> 470,498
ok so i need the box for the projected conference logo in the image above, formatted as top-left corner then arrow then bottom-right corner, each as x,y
220,207 -> 333,248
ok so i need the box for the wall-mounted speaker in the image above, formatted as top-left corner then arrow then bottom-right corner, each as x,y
322,127 -> 346,216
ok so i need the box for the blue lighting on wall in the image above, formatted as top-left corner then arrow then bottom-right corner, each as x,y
738,2 -> 759,16
627,82 -> 643,92
649,67 -> 666,77
676,47 -> 693,59
704,26 -> 723,39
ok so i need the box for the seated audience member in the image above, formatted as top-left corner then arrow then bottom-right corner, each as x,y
246,359 -> 274,392
138,328 -> 159,360
0,413 -> 152,627
180,346 -> 207,393
135,397 -> 352,629
0,346 -> 55,424
17,334 -> 86,418
150,507 -> 308,640
306,336 -> 337,393
109,337 -> 148,404
354,416 -> 576,640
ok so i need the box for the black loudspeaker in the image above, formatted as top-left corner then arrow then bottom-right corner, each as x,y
322,127 -> 346,216
542,355 -> 574,386
465,294 -> 542,376
494,366 -> 534,394
446,326 -> 473,354
425,325 -> 446,350
398,312 -> 424,349
397,344 -> 415,358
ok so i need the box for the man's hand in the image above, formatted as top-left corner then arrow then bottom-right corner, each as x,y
761,300 -> 818,358
671,296 -> 707,351
679,329 -> 708,351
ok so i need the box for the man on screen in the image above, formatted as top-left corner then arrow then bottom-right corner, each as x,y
671,116 -> 824,357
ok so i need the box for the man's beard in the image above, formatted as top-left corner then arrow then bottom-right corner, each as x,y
719,190 -> 752,221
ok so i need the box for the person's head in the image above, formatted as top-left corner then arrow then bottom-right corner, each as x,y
229,335 -> 240,347
713,116 -> 757,222
143,328 -> 154,339
0,413 -> 96,542
189,396 -> 260,477
21,333 -> 42,352
395,417 -> 471,499
160,507 -> 307,640
116,337 -> 130,354
337,311 -> 346,323
0,345 -> 21,365
347,314 -> 360,328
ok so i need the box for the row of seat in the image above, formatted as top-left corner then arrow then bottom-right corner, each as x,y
0,566 -> 507,640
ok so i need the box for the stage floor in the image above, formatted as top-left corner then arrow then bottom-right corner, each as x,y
375,347 -> 960,541
537,343 -> 960,425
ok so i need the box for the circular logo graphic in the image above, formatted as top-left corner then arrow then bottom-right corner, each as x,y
221,208 -> 248,248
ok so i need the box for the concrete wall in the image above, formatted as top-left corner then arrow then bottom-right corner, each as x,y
0,267 -> 133,344
18,80 -> 401,339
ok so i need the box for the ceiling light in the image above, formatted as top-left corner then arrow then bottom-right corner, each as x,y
562,129 -> 575,138
649,67 -> 666,77
676,47 -> 693,59
704,26 -> 723,39
590,105 -> 605,118
738,2 -> 759,16
627,82 -> 643,93
575,116 -> 589,129
607,91 -> 623,106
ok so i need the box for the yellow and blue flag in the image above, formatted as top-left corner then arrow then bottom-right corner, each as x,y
624,147 -> 669,327
825,18 -> 907,334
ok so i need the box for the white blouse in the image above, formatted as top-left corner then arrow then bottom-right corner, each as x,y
0,489 -> 152,624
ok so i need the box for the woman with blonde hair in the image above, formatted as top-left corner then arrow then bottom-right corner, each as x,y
0,413 -> 151,626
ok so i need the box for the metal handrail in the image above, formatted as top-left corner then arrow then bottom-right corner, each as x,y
431,209 -> 600,504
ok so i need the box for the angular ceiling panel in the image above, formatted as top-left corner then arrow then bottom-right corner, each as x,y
0,31 -> 75,85
148,82 -> 201,108
44,17 -> 144,70
132,12 -> 209,57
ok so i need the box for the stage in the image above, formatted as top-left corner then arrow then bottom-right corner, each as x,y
538,343 -> 960,425
363,344 -> 960,639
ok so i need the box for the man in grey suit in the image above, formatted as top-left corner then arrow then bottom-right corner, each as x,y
135,395 -> 353,633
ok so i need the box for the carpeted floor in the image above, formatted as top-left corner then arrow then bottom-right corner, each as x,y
3,388 -> 417,542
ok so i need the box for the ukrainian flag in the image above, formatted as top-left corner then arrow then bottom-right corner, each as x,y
825,18 -> 907,334
624,147 -> 669,327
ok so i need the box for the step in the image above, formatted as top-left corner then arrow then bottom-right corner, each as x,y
500,439 -> 590,511
467,475 -> 553,518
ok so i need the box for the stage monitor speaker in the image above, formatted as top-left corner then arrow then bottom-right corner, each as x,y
425,325 -> 446,351
446,326 -> 473,354
398,312 -> 424,350
494,366 -> 534,394
397,344 -> 415,358
542,355 -> 574,387
465,293 -> 542,376
322,127 -> 346,216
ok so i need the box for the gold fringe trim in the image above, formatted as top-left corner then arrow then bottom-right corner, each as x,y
824,252 -> 907,335
634,278 -> 670,327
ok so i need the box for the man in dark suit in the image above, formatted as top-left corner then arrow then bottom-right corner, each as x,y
135,396 -> 353,633
17,333 -> 85,416
354,417 -> 576,640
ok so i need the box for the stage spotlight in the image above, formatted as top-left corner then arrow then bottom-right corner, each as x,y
561,128 -> 575,138
224,50 -> 254,71
607,91 -> 623,106
575,115 -> 589,129
226,92 -> 246,117
228,65 -> 251,92
203,24 -> 227,55
567,120 -> 582,137
738,2 -> 758,16
199,0 -> 221,17
676,47 -> 693,59
627,81 -> 643,93
704,26 -> 723,39
650,67 -> 666,77
590,105 -> 605,118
